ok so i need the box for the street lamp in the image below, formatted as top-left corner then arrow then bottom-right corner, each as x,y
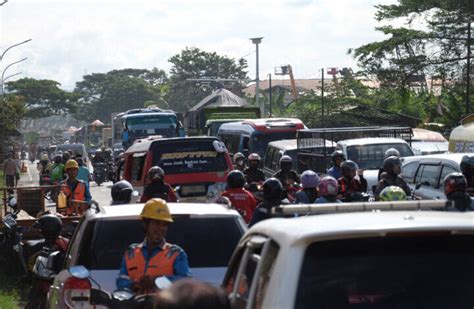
0,39 -> 32,62
1,57 -> 27,95
250,37 -> 263,116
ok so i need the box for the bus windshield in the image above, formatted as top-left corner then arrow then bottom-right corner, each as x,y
126,114 -> 178,139
152,140 -> 229,174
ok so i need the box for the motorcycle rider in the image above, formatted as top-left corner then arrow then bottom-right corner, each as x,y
295,170 -> 319,204
92,149 -> 106,164
460,155 -> 474,191
111,180 -> 134,205
140,166 -> 177,203
378,185 -> 407,201
243,153 -> 265,184
315,176 -> 342,203
249,178 -> 285,227
327,150 -> 345,180
75,157 -> 91,188
273,155 -> 299,188
374,156 -> 411,200
443,173 -> 474,212
337,160 -> 368,202
117,198 -> 191,294
233,152 -> 246,171
377,148 -> 401,181
49,155 -> 65,183
115,152 -> 126,182
221,170 -> 257,223
37,154 -> 50,177
60,159 -> 92,215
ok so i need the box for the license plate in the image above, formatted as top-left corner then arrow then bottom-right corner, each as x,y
181,185 -> 206,195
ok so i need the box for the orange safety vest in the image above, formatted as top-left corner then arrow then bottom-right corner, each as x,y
61,180 -> 87,215
125,243 -> 180,283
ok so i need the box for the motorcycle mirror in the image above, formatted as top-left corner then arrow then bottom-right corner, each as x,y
132,190 -> 139,197
68,265 -> 90,279
112,289 -> 135,301
47,251 -> 63,274
154,276 -> 172,290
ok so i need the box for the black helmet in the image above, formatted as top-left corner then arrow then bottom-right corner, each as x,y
341,160 -> 358,179
443,172 -> 467,196
148,166 -> 165,181
33,214 -> 63,241
460,156 -> 474,175
111,180 -> 133,204
279,155 -> 293,171
227,170 -> 245,189
331,150 -> 345,164
54,155 -> 62,164
262,178 -> 283,202
383,156 -> 402,175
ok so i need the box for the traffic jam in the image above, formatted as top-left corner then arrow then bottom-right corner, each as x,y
2,108 -> 474,308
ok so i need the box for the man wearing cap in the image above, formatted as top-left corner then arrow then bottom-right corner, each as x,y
117,198 -> 191,294
60,159 -> 92,215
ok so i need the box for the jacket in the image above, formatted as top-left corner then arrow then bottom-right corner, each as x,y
140,181 -> 177,203
60,179 -> 92,215
374,172 -> 411,199
243,167 -> 265,183
222,188 -> 257,222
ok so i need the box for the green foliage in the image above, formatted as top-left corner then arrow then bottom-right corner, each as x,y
74,68 -> 167,122
166,47 -> 249,112
5,78 -> 77,118
0,95 -> 26,159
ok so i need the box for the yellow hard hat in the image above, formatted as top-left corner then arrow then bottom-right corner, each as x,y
140,198 -> 173,222
65,159 -> 79,170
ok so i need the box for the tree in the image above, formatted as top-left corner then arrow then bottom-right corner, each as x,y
0,94 -> 26,160
166,47 -> 249,112
5,78 -> 77,118
350,0 -> 473,116
74,68 -> 167,122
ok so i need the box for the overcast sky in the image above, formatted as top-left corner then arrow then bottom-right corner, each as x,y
1,0 -> 396,90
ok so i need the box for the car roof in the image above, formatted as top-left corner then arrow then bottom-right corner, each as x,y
123,112 -> 176,118
401,152 -> 472,165
247,211 -> 474,246
94,202 -> 241,219
125,136 -> 219,153
267,139 -> 297,150
338,137 -> 409,146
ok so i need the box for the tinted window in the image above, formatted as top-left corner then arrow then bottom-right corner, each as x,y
131,154 -> 146,181
77,216 -> 243,270
126,115 -> 178,138
401,162 -> 419,184
418,164 -> 439,187
347,143 -> 413,169
250,132 -> 297,156
151,140 -> 229,174
296,235 -> 474,308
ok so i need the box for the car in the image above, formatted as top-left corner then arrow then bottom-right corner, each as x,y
222,202 -> 474,309
411,128 -> 448,155
263,139 -> 298,178
47,202 -> 247,309
401,153 -> 473,200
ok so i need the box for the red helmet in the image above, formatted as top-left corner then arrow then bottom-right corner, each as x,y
318,176 -> 338,197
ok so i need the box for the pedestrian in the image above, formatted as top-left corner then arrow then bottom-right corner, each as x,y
3,152 -> 18,190
116,198 -> 191,294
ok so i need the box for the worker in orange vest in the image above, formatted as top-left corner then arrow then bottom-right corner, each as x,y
60,159 -> 92,215
116,198 -> 191,294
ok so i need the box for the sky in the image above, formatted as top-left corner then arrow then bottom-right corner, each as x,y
0,0 -> 397,90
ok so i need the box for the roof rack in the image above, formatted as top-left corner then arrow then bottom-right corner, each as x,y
272,200 -> 451,216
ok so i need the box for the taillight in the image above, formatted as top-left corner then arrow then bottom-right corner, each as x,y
63,276 -> 92,308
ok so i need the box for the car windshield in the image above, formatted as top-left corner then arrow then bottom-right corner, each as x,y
151,140 -> 229,174
295,235 -> 474,308
251,131 -> 298,155
77,216 -> 243,270
347,143 -> 414,169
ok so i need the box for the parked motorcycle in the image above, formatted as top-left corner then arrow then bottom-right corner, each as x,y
93,162 -> 107,186
66,265 -> 170,308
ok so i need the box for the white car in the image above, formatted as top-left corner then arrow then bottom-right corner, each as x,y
47,203 -> 247,308
222,201 -> 474,309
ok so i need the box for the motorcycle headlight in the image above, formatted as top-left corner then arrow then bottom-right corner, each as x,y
112,289 -> 134,301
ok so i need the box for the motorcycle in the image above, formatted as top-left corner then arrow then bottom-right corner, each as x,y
0,197 -> 28,278
107,161 -> 116,183
93,162 -> 107,186
66,265 -> 170,308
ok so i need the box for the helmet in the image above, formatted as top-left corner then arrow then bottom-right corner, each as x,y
226,170 -> 245,189
248,153 -> 261,162
262,178 -> 283,201
111,180 -> 133,204
41,154 -> 49,161
65,159 -> 79,170
341,160 -> 358,179
384,148 -> 400,159
382,156 -> 402,175
33,214 -> 63,241
460,155 -> 474,175
148,166 -> 165,181
54,155 -> 62,164
443,172 -> 467,196
75,157 -> 83,166
279,155 -> 293,171
300,170 -> 320,189
379,186 -> 406,201
118,152 -> 125,159
318,176 -> 339,197
140,198 -> 173,222
233,152 -> 245,163
331,150 -> 345,163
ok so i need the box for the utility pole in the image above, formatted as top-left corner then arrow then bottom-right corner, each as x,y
250,37 -> 263,116
467,19 -> 472,114
268,73 -> 272,117
321,68 -> 325,128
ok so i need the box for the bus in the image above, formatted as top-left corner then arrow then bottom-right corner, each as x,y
112,108 -> 185,149
217,118 -> 306,159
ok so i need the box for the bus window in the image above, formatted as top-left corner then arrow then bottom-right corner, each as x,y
131,153 -> 147,181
